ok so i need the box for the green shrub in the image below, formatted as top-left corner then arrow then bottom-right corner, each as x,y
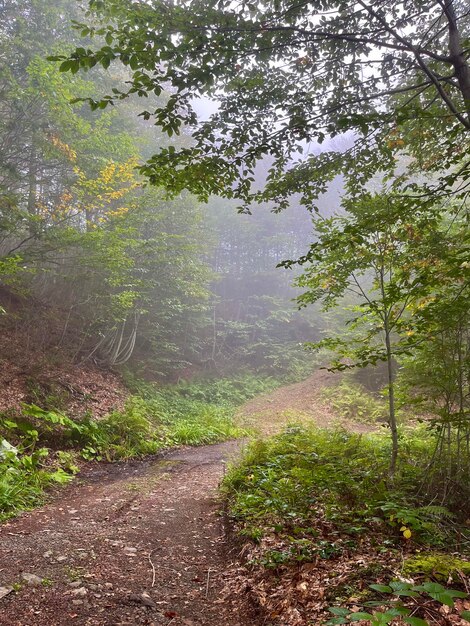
320,376 -> 389,424
97,398 -> 161,458
327,581 -> 469,625
0,444 -> 73,521
222,425 -> 468,564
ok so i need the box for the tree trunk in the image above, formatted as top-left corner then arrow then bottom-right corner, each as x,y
445,0 -> 470,122
384,318 -> 398,479
27,134 -> 38,235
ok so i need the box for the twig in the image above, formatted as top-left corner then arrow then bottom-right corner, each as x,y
148,550 -> 156,588
205,568 -> 212,598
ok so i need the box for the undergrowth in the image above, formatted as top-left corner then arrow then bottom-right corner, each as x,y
320,376 -> 391,424
125,371 -> 280,406
222,426 -> 470,624
222,425 -> 470,562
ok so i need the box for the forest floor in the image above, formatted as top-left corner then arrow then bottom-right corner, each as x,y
0,370 -> 371,626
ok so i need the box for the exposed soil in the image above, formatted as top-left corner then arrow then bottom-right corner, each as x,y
237,368 -> 373,434
0,286 -> 127,418
0,441 -> 257,626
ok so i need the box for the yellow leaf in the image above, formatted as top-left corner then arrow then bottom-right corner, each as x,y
403,528 -> 412,539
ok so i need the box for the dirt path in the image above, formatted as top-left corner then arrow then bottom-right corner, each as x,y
0,369 -> 370,626
0,441 -> 255,626
237,369 -> 372,435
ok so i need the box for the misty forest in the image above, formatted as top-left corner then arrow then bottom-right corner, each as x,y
0,1 -> 469,625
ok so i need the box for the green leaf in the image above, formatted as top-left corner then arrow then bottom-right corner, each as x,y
350,613 -> 373,621
415,583 -> 467,607
328,607 -> 350,616
59,60 -> 72,72
389,582 -> 418,597
404,618 -> 428,626
48,469 -> 73,484
370,584 -> 393,593
415,583 -> 445,593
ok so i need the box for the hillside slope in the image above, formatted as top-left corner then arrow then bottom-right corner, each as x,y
0,287 -> 126,418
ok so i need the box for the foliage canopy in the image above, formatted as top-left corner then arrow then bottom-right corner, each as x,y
58,0 -> 470,210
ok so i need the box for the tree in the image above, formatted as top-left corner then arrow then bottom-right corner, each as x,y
57,0 -> 470,210
284,193 -> 452,476
396,209 -> 470,496
0,0 -> 214,377
0,0 -> 82,222
205,197 -> 321,376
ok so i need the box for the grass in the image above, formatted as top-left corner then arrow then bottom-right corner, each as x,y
0,447 -> 74,522
0,465 -> 55,521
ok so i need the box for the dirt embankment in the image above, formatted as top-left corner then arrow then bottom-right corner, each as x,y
0,287 -> 127,418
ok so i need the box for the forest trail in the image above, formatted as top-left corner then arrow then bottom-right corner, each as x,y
0,371 -> 365,626
0,441 -> 256,626
237,368 -> 373,435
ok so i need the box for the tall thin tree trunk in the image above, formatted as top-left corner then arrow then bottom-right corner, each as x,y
27,134 -> 38,235
384,318 -> 398,479
444,0 -> 470,121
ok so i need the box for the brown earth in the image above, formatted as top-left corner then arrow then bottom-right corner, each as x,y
237,368 -> 373,435
0,286 -> 127,418
0,441 -> 258,626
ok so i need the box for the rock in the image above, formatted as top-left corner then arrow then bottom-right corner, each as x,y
128,592 -> 156,609
72,599 -> 84,606
43,551 -> 53,559
56,555 -> 67,563
123,546 -> 137,554
21,573 -> 43,587
68,581 -> 82,588
140,592 -> 157,608
71,587 -> 87,598
0,587 -> 13,600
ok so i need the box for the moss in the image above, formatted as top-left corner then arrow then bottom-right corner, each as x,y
403,552 -> 470,581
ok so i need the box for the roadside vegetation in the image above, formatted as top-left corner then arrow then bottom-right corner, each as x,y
320,376 -> 390,426
223,424 -> 470,625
